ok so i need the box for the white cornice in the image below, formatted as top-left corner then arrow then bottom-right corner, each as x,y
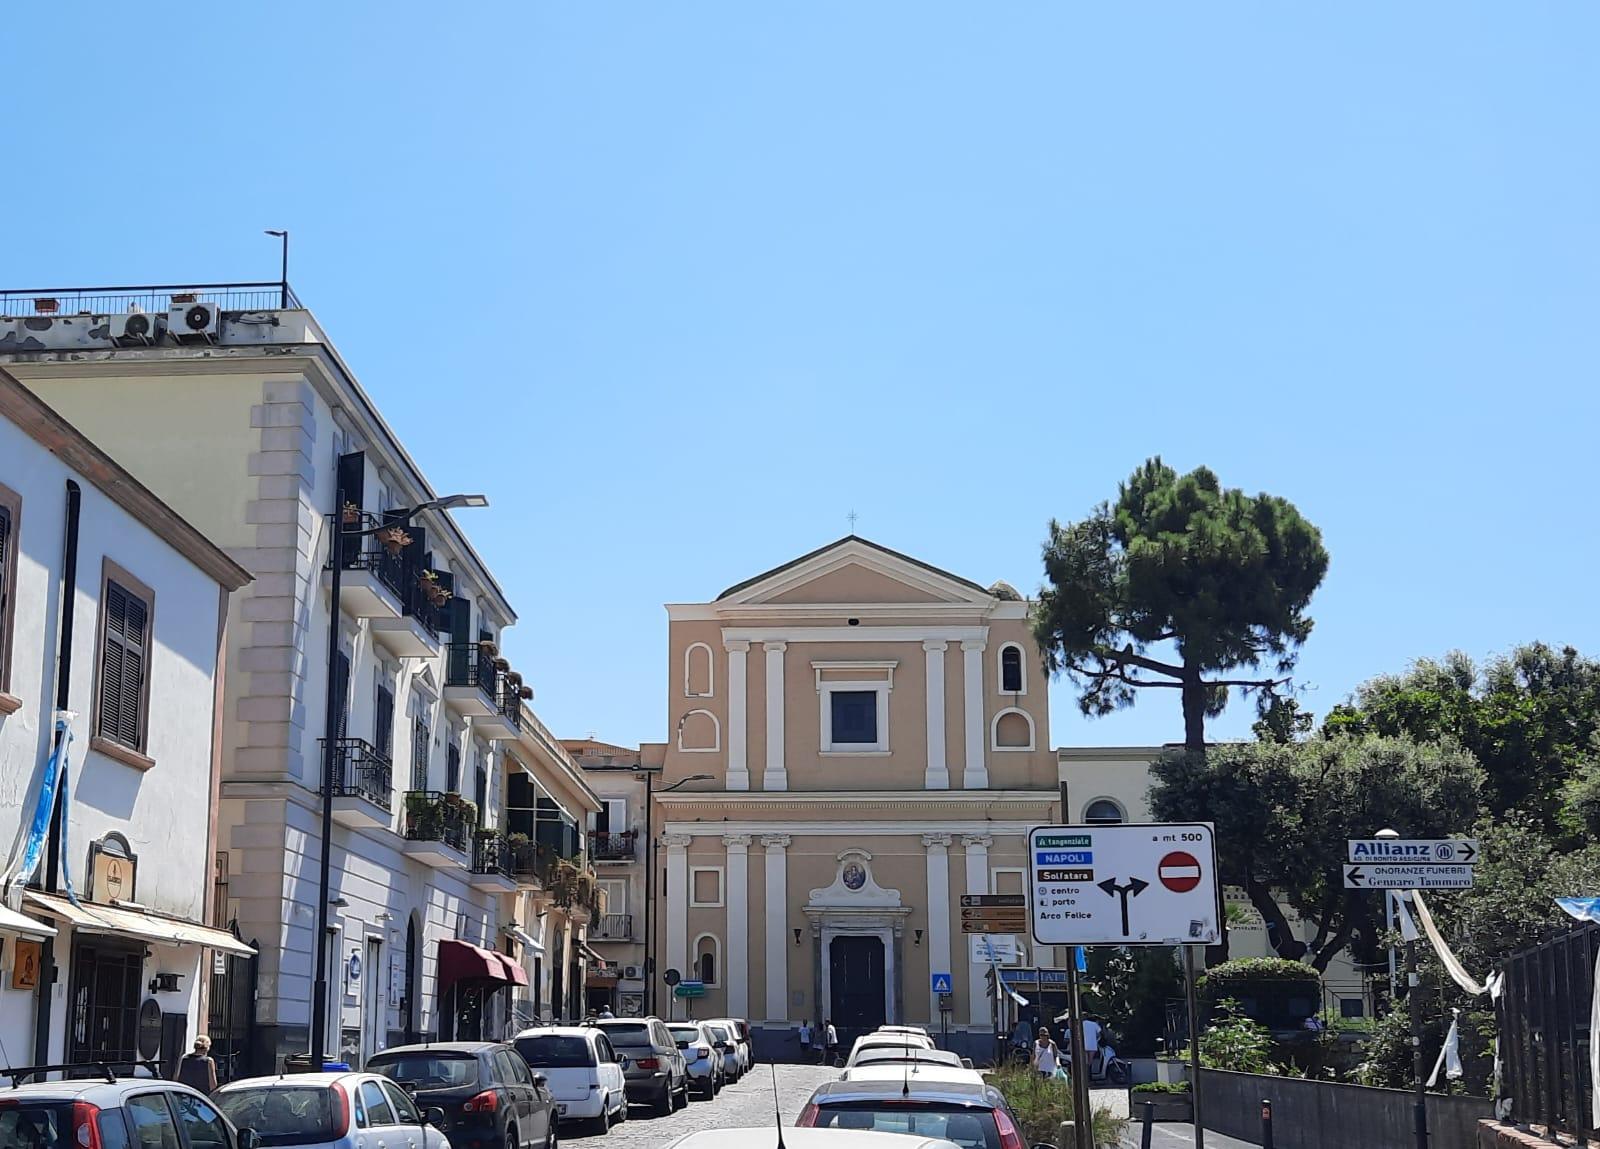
664,820 -> 1043,837
665,601 -> 1031,622
721,625 -> 990,645
653,788 -> 1054,804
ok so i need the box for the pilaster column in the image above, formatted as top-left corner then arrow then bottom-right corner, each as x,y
962,834 -> 993,1025
763,643 -> 788,791
961,640 -> 988,789
663,833 -> 693,981
761,834 -> 792,1022
725,640 -> 750,791
923,640 -> 949,789
922,833 -> 953,1022
723,835 -> 752,1018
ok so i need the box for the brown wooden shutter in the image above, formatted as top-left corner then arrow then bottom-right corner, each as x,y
375,682 -> 395,760
99,582 -> 150,748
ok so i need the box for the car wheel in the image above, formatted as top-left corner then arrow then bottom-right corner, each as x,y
615,1092 -> 628,1122
596,1100 -> 611,1134
505,1128 -> 518,1149
547,1115 -> 558,1149
654,1084 -> 673,1116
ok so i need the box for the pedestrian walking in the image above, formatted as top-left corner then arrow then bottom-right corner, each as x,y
824,1019 -> 839,1066
798,1019 -> 813,1061
598,1004 -> 616,1019
1030,1027 -> 1061,1081
177,1036 -> 219,1095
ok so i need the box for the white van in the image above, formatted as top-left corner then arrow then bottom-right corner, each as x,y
512,1026 -> 628,1133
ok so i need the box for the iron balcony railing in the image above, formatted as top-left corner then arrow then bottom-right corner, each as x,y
471,832 -> 515,879
403,791 -> 470,853
588,831 -> 637,861
0,281 -> 301,319
495,682 -> 523,732
592,914 -> 634,941
319,737 -> 393,811
446,642 -> 499,699
330,512 -> 407,599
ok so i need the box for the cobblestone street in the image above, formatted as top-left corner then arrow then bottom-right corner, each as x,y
563,1064 -> 840,1146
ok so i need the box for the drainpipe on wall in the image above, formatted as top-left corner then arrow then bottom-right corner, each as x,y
33,479 -> 81,1065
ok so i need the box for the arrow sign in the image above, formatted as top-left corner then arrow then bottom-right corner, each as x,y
1346,839 -> 1479,865
1344,863 -> 1475,890
1097,876 -> 1150,936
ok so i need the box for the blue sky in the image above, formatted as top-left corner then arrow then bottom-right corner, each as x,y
8,4 -> 1598,752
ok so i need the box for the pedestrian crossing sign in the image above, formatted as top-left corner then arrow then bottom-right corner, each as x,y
930,972 -> 953,993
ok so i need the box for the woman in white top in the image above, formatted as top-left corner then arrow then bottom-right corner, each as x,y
1031,1026 -> 1061,1080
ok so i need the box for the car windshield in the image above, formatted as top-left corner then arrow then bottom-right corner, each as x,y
514,1035 -> 596,1068
810,1103 -> 1000,1149
367,1052 -> 480,1089
214,1088 -> 336,1146
854,1049 -> 962,1067
596,1022 -> 652,1046
667,1026 -> 702,1044
0,1105 -> 65,1149
705,1024 -> 731,1040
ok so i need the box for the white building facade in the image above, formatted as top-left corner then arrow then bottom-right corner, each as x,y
0,368 -> 251,1073
3,288 -> 594,1073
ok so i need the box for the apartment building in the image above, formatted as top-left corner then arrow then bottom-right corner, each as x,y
2,285 -> 595,1071
0,368 -> 251,1072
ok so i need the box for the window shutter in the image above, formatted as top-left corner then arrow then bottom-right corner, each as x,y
375,683 -> 395,759
447,596 -> 472,646
333,651 -> 351,743
411,717 -> 430,791
446,742 -> 461,794
99,582 -> 149,749
336,452 -> 366,567
507,773 -> 534,838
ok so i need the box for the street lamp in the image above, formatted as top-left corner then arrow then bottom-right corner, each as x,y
264,230 -> 289,307
309,490 -> 488,1068
642,771 -> 712,1017
1375,828 -> 1400,997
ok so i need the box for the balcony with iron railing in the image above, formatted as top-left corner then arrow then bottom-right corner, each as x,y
445,642 -> 502,721
476,679 -> 523,742
320,737 -> 393,831
0,281 -> 302,320
323,511 -> 445,658
469,831 -> 518,893
591,914 -> 634,941
401,790 -> 471,868
589,830 -> 637,862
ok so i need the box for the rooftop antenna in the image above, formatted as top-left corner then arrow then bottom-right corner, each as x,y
846,510 -> 859,534
771,1063 -> 787,1148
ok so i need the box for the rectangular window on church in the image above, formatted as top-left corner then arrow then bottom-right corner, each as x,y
690,867 -> 724,907
830,690 -> 877,743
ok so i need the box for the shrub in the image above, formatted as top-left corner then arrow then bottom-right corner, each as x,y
987,1063 -> 1127,1147
1198,999 -> 1278,1075
1131,1081 -> 1190,1094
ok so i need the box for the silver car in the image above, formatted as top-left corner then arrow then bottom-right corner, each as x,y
215,1071 -> 451,1149
667,1021 -> 724,1099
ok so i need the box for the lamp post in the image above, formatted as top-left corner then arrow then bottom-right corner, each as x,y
264,230 -> 289,307
1374,827 -> 1427,1149
309,490 -> 487,1068
642,770 -> 712,1017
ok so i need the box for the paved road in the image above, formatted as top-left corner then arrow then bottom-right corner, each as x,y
1118,1122 -> 1259,1148
563,1063 -> 838,1146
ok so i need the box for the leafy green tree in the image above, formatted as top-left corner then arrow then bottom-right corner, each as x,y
1199,999 -> 1277,1074
1559,741 -> 1600,837
1034,459 -> 1329,751
1150,737 -> 1482,967
1082,947 -> 1183,1056
1323,644 -> 1600,833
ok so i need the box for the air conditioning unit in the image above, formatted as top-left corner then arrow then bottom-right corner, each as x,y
622,965 -> 642,980
168,300 -> 220,341
106,312 -> 162,346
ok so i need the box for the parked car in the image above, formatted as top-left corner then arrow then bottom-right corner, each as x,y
513,1025 -> 628,1132
844,1032 -> 936,1067
798,1075 -> 1027,1149
664,1129 -> 964,1149
666,1022 -> 724,1099
367,1041 -> 556,1149
216,1070 -> 450,1149
702,1021 -> 743,1083
843,1064 -> 988,1089
874,1025 -> 931,1039
593,1017 -> 690,1115
707,1017 -> 755,1070
842,1048 -> 966,1078
0,1064 -> 261,1149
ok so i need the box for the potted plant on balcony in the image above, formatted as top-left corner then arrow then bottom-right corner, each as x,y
519,686 -> 533,700
418,570 -> 451,607
479,638 -> 498,657
341,501 -> 362,526
492,656 -> 510,673
375,524 -> 412,555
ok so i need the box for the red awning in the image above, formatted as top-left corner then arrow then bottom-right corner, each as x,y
438,939 -> 528,993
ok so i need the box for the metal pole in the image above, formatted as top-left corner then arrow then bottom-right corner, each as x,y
1260,1099 -> 1274,1149
1387,892 -> 1399,999
280,232 -> 290,307
1183,945 -> 1206,1149
310,489 -> 344,1067
1406,924 -> 1427,1149
1065,956 -> 1093,1149
1140,1101 -> 1154,1149
643,769 -> 655,1017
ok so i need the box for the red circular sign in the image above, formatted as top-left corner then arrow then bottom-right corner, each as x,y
1158,851 -> 1202,893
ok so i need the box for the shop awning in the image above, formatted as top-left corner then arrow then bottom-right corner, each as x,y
24,891 -> 255,956
579,941 -> 607,965
506,924 -> 545,955
438,939 -> 530,994
0,902 -> 56,939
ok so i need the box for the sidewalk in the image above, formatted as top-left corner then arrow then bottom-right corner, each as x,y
1119,1123 -> 1260,1149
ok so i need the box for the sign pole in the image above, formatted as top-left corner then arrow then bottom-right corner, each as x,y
1065,956 -> 1092,1149
1183,944 -> 1205,1149
1404,901 -> 1427,1149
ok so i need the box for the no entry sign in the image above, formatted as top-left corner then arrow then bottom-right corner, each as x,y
1029,823 -> 1221,946
1158,851 -> 1202,893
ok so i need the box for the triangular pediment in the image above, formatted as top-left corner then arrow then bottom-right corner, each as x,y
717,537 -> 994,607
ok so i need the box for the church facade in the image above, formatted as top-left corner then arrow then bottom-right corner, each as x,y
652,537 -> 1060,1058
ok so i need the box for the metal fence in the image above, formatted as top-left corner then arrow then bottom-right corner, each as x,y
0,281 -> 300,318
1496,920 -> 1597,1140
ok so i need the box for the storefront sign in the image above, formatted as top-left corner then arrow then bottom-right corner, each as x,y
137,999 -> 163,1059
92,847 -> 137,904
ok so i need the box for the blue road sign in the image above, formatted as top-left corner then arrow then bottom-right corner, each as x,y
931,972 -> 953,994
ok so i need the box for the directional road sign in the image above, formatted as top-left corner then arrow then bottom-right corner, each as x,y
674,979 -> 706,998
1344,863 -> 1475,890
931,972 -> 953,994
960,894 -> 1027,908
1029,823 -> 1221,946
1347,839 -> 1479,865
